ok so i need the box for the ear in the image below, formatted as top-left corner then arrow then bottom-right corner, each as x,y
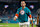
25,3 -> 26,6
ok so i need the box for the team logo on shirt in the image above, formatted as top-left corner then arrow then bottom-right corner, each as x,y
20,10 -> 25,15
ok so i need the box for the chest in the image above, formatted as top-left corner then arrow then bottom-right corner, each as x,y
19,9 -> 28,15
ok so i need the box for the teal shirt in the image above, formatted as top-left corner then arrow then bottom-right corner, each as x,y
16,7 -> 31,22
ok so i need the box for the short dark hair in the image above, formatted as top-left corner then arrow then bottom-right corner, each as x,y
21,1 -> 26,3
21,1 -> 25,2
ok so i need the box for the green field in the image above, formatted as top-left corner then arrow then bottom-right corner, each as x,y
0,23 -> 36,27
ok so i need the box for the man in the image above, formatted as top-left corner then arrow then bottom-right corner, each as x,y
14,1 -> 33,27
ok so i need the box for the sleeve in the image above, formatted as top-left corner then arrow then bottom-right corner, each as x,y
15,9 -> 20,18
28,9 -> 31,15
28,9 -> 32,20
16,9 -> 20,15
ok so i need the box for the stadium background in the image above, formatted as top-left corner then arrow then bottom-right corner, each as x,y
0,0 -> 40,27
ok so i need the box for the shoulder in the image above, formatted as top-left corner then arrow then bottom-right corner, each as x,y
17,7 -> 22,10
25,7 -> 30,11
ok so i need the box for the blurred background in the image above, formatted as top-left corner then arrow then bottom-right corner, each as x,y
0,0 -> 40,27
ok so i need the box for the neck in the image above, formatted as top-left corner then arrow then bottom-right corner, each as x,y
22,6 -> 25,9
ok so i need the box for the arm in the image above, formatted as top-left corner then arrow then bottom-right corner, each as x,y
14,9 -> 19,21
29,14 -> 33,24
14,14 -> 19,21
28,9 -> 33,27
29,15 -> 33,27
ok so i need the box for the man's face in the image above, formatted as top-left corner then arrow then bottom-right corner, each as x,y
21,1 -> 26,7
